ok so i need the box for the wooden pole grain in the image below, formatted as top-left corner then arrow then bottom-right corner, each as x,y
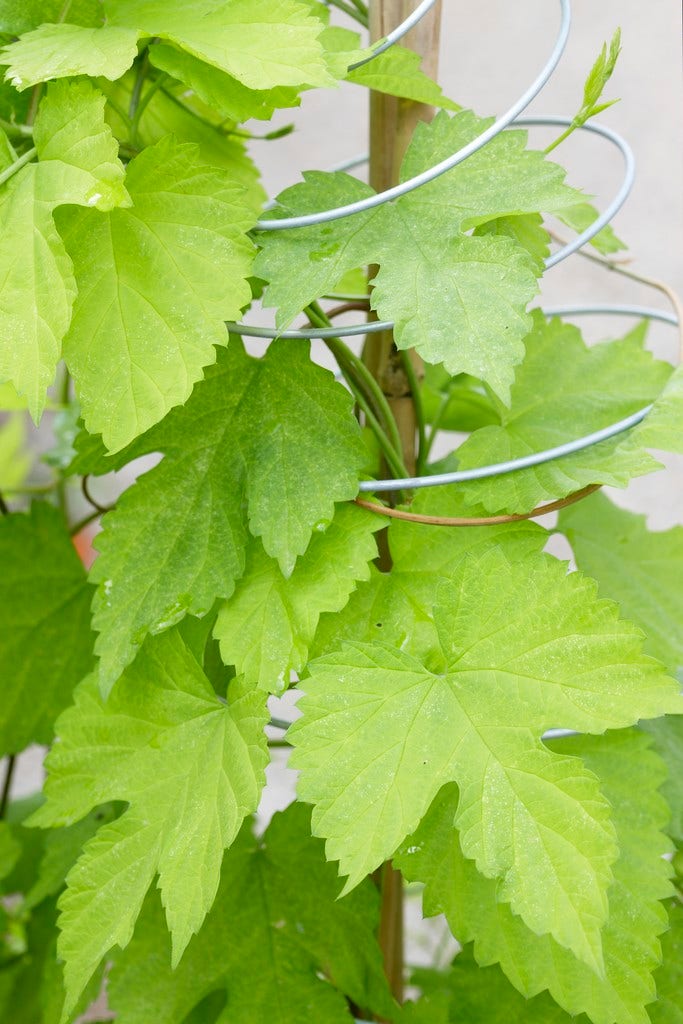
365,1 -> 443,1011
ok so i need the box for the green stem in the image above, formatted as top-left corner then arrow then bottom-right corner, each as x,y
543,122 -> 577,155
105,94 -> 134,134
0,147 -> 37,188
0,756 -> 16,819
129,49 -> 152,124
130,72 -> 168,143
337,352 -> 408,480
0,119 -> 33,140
0,491 -> 8,515
419,394 -> 449,472
307,302 -> 406,465
399,350 -> 426,472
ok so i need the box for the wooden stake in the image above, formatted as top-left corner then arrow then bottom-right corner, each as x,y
365,1 -> 443,1011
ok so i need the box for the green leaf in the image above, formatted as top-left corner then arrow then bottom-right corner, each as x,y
0,24 -> 140,90
290,545 -> 682,969
420,368 -> 498,433
257,110 -> 585,400
412,949 -> 572,1023
641,716 -> 683,844
26,806 -> 117,911
59,135 -> 256,452
31,627 -> 270,1018
577,29 -> 621,126
312,485 -> 547,662
632,364 -> 683,454
0,822 -> 20,882
108,803 -> 396,1024
105,0 -> 335,90
454,314 -> 671,514
33,79 -> 129,212
0,79 -> 128,418
557,201 -> 625,254
89,338 -> 365,694
397,729 -> 674,1024
560,491 -> 683,675
148,42 -> 302,122
214,503 -> 381,694
0,0 -> 104,33
399,110 -> 584,229
0,503 -> 95,755
649,901 -> 683,1024
346,44 -> 460,109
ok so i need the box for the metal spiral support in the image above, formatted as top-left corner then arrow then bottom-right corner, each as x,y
252,6 -> 679,1016
230,0 -> 679,501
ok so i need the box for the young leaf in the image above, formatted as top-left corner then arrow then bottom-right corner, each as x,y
148,42 -> 302,123
104,0 -> 335,90
560,490 -> 683,674
557,200 -> 625,255
397,730 -> 674,1024
214,503 -> 381,694
0,24 -> 140,90
454,314 -> 671,514
346,45 -> 460,109
257,109 -> 585,401
632,363 -> 683,454
290,546 -> 682,969
89,338 -> 366,694
33,79 -> 129,212
0,503 -> 95,756
0,80 -> 128,418
30,627 -> 270,1018
59,135 -> 256,451
107,804 -> 396,1024
576,29 -> 622,127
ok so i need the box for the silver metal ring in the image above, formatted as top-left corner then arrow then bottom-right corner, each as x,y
348,0 -> 441,70
256,0 -> 571,229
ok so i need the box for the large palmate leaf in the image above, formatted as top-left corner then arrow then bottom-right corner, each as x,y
31,627 -> 269,1018
453,315 -> 671,513
148,43 -> 302,123
0,503 -> 95,755
89,338 -> 366,694
397,730 -> 674,1024
0,80 -> 128,418
214,503 -> 381,694
105,0 -> 334,90
0,0 -> 103,33
0,24 -> 140,89
560,491 -> 683,674
256,109 -> 584,401
59,135 -> 255,452
290,546 -> 682,970
312,484 -> 548,662
108,804 -> 396,1024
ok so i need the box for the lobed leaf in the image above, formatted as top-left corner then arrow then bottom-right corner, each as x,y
89,338 -> 366,694
107,804 -> 396,1024
398,730 -> 675,1024
290,545 -> 682,969
31,627 -> 270,1018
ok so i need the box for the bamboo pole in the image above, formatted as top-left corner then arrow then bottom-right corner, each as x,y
365,1 -> 443,1010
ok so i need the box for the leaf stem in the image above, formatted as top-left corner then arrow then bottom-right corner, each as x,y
399,351 -> 426,472
0,118 -> 33,140
129,49 -> 152,125
0,756 -> 16,819
130,72 -> 168,144
0,147 -> 37,188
